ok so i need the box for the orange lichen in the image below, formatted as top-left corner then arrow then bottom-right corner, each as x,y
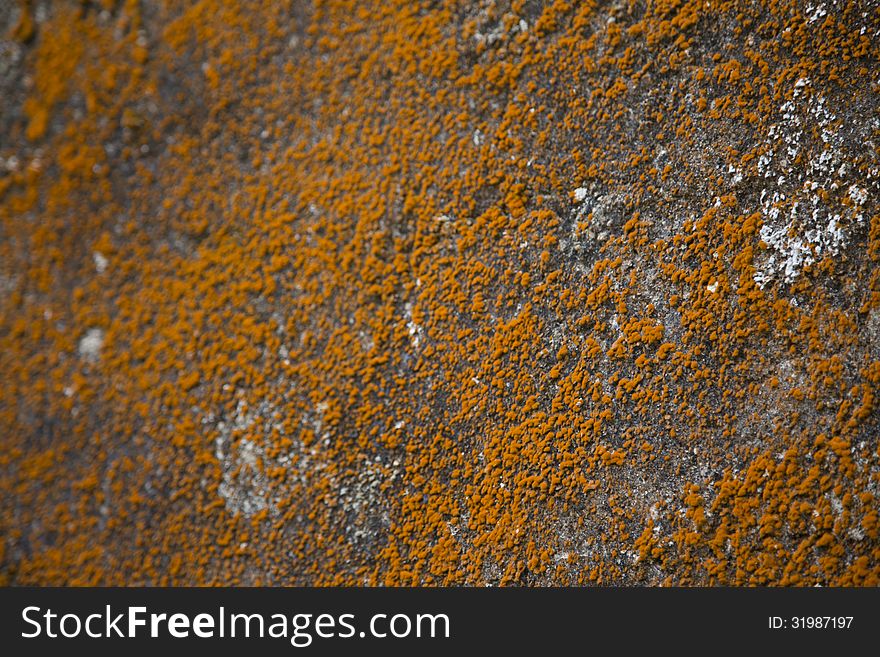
0,0 -> 878,587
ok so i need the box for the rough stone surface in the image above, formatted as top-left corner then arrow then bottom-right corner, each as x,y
0,0 -> 878,585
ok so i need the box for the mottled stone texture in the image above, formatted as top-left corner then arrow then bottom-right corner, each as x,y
1,0 -> 878,585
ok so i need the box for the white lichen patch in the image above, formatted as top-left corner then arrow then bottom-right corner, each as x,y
806,3 -> 827,23
343,457 -> 400,544
848,184 -> 868,207
217,436 -> 270,517
404,302 -> 423,348
753,191 -> 855,288
93,251 -> 108,273
78,328 -> 105,361
214,399 -> 281,517
750,78 -> 874,288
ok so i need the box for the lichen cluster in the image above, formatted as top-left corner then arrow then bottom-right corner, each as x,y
1,0 -> 878,585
